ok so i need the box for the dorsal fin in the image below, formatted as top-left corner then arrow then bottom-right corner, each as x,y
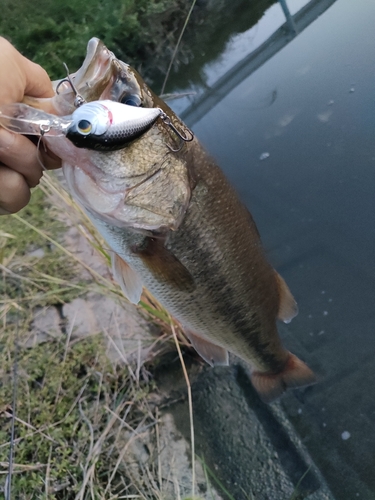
111,253 -> 143,304
275,272 -> 298,323
184,329 -> 229,367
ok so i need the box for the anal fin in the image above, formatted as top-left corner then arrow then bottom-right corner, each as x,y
184,329 -> 229,367
275,272 -> 298,323
112,253 -> 143,304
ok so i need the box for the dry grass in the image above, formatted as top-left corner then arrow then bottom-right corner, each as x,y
0,172 -> 204,499
0,1 -> 229,496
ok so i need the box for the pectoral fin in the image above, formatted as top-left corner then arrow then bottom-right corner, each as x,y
112,253 -> 143,304
184,329 -> 229,367
275,272 -> 298,323
134,237 -> 196,293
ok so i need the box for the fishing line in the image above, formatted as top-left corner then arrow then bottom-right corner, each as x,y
36,133 -> 48,171
160,0 -> 198,95
5,293 -> 20,500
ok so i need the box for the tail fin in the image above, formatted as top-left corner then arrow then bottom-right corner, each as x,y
251,353 -> 316,403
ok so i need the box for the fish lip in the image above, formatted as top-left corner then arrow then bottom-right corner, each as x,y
73,37 -> 114,89
51,38 -> 115,105
47,38 -> 133,116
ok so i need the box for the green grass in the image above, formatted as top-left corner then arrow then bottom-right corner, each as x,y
0,329 -> 159,498
0,0 -> 190,83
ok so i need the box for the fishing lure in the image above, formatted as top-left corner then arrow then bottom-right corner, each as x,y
0,100 -> 193,152
66,100 -> 162,150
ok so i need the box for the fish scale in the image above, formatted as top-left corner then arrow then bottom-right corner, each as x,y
163,145 -> 286,367
87,139 -> 289,373
8,37 -> 316,402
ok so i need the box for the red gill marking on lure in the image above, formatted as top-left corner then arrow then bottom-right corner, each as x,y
102,104 -> 113,125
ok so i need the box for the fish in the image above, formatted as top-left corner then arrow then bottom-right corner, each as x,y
1,38 -> 316,402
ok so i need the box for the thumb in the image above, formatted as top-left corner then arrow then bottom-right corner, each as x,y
22,95 -> 59,115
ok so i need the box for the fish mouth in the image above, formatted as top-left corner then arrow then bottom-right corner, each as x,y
51,38 -> 123,111
26,38 -> 151,118
57,38 -> 148,108
73,38 -> 115,92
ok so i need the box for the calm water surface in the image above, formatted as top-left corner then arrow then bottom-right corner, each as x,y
164,0 -> 375,498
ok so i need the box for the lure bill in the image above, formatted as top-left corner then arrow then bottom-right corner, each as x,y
0,102 -> 70,137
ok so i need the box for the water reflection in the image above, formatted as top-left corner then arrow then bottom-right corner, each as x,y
179,0 -> 337,126
278,0 -> 298,34
165,0 -> 375,498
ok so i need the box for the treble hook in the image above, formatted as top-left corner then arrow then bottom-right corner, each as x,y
56,63 -> 86,108
158,110 -> 194,152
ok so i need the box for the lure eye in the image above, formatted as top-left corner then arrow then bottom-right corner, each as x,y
77,119 -> 93,134
120,94 -> 142,107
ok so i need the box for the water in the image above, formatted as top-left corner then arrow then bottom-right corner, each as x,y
163,0 -> 375,498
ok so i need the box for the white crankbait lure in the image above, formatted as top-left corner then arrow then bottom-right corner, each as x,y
0,100 -> 163,151
66,101 -> 162,150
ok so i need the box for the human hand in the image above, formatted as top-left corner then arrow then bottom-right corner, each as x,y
0,37 -> 61,215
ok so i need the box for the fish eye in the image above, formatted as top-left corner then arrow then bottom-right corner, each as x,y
77,119 -> 93,135
120,94 -> 142,107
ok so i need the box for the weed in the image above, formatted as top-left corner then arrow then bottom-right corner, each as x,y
0,172 -> 195,499
0,327 -> 159,498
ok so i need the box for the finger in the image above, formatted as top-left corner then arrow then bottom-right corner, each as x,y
39,147 -> 62,170
22,56 -> 54,99
0,37 -> 54,107
22,95 -> 61,115
0,128 -> 43,187
0,165 -> 31,214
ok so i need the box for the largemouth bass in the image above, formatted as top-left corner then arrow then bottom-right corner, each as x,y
3,38 -> 316,402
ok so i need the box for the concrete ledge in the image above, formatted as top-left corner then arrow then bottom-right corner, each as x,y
161,360 -> 335,500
